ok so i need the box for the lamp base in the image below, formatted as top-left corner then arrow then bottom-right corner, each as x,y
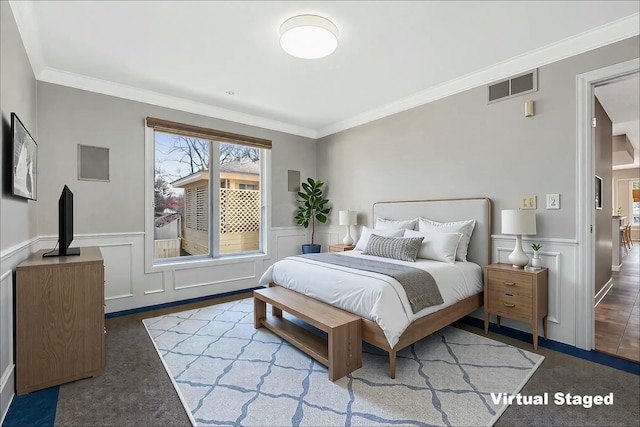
508,235 -> 529,268
342,226 -> 354,245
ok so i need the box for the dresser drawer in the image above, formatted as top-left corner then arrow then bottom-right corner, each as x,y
486,270 -> 533,297
487,290 -> 532,321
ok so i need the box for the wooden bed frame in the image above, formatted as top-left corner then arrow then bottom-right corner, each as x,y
272,197 -> 492,378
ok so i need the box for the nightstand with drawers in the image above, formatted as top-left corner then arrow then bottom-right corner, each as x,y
329,244 -> 355,252
483,263 -> 548,350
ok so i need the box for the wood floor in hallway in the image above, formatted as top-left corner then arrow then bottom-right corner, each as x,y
595,241 -> 639,362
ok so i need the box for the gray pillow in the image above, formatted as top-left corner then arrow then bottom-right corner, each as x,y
363,234 -> 424,262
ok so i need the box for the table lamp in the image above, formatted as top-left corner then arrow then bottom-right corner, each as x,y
502,209 -> 537,268
339,210 -> 357,245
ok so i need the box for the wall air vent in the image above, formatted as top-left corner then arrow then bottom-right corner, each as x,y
488,69 -> 537,103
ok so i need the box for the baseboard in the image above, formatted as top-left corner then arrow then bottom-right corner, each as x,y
594,278 -> 614,308
0,364 -> 15,426
460,316 -> 639,375
105,286 -> 261,319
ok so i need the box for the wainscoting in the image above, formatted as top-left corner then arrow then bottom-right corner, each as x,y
489,236 -> 578,347
0,227 -> 305,422
0,238 -> 39,422
35,228 -> 306,314
0,226 -> 582,424
317,226 -> 581,348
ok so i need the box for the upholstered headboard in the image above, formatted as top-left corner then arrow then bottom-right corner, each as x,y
372,198 -> 492,268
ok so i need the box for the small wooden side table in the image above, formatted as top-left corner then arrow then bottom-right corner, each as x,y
329,244 -> 355,252
483,263 -> 548,350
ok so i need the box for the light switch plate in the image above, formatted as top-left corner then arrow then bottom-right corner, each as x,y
520,195 -> 537,209
546,194 -> 560,209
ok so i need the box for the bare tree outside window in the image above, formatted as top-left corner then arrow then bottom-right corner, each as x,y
153,131 -> 261,260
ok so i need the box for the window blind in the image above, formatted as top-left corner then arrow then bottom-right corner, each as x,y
146,117 -> 272,150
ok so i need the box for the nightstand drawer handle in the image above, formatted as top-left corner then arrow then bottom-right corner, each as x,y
503,302 -> 516,307
504,281 -> 516,286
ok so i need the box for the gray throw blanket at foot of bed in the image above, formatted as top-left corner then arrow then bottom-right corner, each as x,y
297,253 -> 444,313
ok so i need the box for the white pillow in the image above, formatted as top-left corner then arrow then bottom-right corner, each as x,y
404,229 -> 462,264
374,217 -> 418,230
418,218 -> 476,262
354,226 -> 405,251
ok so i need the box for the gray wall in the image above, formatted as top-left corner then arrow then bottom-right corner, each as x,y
316,36 -> 640,241
594,97 -> 613,295
36,83 -> 316,236
1,1 -> 38,251
0,2 -> 39,419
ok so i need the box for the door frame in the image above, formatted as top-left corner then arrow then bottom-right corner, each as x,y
576,58 -> 639,350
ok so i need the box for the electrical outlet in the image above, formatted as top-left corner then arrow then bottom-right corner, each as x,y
520,195 -> 537,209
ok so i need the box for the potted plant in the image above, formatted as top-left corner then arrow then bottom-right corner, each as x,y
295,177 -> 331,253
531,243 -> 542,267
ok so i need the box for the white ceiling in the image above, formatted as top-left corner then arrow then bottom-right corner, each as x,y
9,1 -> 640,138
595,73 -> 640,169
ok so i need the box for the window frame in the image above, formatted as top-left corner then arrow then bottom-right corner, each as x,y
630,180 -> 639,226
144,125 -> 271,274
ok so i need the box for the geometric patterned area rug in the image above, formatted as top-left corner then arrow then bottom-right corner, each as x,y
143,298 -> 544,427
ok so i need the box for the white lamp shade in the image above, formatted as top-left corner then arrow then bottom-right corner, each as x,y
280,15 -> 339,59
339,210 -> 357,226
501,209 -> 536,235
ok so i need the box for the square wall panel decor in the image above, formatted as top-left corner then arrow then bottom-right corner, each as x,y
78,144 -> 109,181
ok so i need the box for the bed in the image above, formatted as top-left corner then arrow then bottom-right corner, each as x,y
259,198 -> 492,378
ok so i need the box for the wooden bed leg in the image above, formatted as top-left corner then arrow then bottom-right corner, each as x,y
389,350 -> 397,379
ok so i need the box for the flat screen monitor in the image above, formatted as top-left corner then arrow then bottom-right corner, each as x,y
43,185 -> 80,257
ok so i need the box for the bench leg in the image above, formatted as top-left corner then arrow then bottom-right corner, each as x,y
389,349 -> 397,379
254,297 -> 266,329
328,319 -> 362,381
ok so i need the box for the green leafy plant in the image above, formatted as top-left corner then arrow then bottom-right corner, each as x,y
531,243 -> 542,251
295,178 -> 331,245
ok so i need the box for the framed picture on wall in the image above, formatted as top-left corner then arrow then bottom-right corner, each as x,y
11,113 -> 37,200
595,175 -> 602,210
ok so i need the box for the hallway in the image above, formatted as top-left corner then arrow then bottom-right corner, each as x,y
595,242 -> 639,362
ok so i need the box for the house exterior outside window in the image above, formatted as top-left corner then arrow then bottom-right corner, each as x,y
145,117 -> 271,270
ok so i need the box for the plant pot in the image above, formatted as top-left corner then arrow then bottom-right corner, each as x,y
302,244 -> 321,254
531,251 -> 541,267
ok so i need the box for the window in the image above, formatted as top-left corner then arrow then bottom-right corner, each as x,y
145,117 -> 271,267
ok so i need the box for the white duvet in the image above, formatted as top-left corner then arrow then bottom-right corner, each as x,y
258,250 -> 483,348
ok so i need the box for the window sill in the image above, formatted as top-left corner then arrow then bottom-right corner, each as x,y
145,251 -> 270,274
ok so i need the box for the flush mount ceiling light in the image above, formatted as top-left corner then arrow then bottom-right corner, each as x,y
279,15 -> 338,59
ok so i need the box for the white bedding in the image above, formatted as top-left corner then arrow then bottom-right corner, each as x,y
258,250 -> 483,348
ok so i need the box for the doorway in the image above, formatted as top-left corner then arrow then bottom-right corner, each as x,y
576,59 -> 640,360
575,58 -> 639,353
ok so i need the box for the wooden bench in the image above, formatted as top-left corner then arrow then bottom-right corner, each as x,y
253,286 -> 362,381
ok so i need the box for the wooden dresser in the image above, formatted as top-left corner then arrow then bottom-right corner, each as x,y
15,246 -> 105,395
483,263 -> 548,349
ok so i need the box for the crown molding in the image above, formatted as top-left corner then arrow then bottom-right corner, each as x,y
317,13 -> 640,138
37,67 -> 318,139
9,0 -> 638,141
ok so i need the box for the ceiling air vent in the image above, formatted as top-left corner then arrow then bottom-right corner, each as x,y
488,69 -> 537,103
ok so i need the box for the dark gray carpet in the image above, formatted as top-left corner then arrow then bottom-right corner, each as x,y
54,294 -> 639,426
